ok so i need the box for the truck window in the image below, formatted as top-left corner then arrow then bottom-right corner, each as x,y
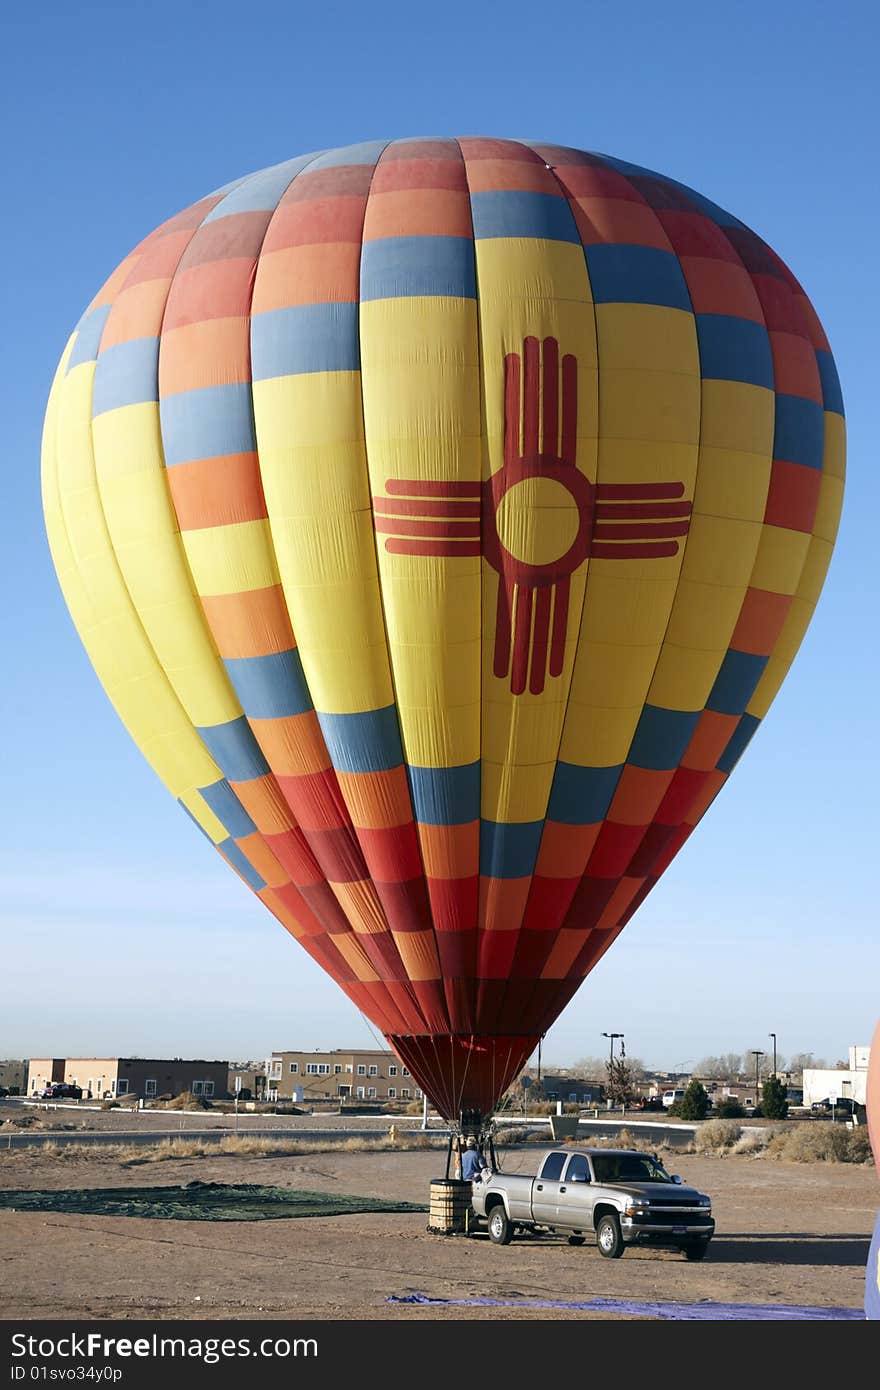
564,1153 -> 590,1183
539,1152 -> 567,1181
592,1153 -> 674,1184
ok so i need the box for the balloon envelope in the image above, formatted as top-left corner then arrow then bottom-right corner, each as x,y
868,1020 -> 880,1318
42,138 -> 844,1121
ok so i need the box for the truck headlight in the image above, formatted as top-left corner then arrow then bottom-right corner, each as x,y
624,1204 -> 649,1215
698,1197 -> 712,1208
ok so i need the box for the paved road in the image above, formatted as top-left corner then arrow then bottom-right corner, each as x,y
2,1113 -> 698,1150
1,1126 -> 438,1150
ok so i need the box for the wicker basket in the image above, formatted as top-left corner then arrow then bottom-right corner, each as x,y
427,1178 -> 472,1234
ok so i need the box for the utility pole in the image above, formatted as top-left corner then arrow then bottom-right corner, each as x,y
769,1033 -> 777,1077
750,1050 -> 764,1106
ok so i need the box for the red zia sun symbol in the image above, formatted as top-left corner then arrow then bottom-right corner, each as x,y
482,335 -> 593,696
371,335 -> 693,701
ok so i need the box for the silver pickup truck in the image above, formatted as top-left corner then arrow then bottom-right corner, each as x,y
470,1146 -> 714,1260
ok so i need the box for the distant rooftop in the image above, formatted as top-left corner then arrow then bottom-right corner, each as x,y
269,1047 -> 397,1056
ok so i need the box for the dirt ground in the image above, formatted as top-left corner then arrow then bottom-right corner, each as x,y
0,1143 -> 875,1321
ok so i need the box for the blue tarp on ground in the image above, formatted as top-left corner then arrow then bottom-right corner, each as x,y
866,1212 -> 880,1320
387,1293 -> 864,1320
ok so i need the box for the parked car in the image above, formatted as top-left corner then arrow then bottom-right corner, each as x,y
0,1086 -> 9,1098
471,1146 -> 714,1259
662,1089 -> 686,1108
39,1083 -> 82,1100
811,1097 -> 859,1120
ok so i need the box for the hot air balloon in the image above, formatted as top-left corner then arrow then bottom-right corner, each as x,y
42,137 -> 844,1129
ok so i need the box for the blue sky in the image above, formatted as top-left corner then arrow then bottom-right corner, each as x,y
2,0 -> 877,1071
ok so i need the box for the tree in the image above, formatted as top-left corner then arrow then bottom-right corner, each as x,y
696,1054 -> 742,1079
570,1056 -> 612,1079
713,1096 -> 745,1119
673,1080 -> 710,1121
788,1052 -> 827,1075
605,1056 -> 635,1107
695,1056 -> 724,1078
761,1075 -> 788,1120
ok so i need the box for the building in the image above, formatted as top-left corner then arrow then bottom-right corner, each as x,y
716,1082 -> 761,1109
538,1073 -> 603,1105
0,1060 -> 28,1094
27,1058 -> 229,1101
802,1044 -> 871,1108
265,1048 -> 423,1104
228,1063 -> 267,1101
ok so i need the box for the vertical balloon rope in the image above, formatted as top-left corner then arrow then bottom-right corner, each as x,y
357,1011 -> 389,1054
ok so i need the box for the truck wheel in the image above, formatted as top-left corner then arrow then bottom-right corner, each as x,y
596,1214 -> 624,1259
567,1235 -> 586,1247
682,1240 -> 710,1261
488,1206 -> 513,1246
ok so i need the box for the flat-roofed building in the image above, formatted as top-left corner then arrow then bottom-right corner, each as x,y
26,1059 -> 66,1093
265,1048 -> 422,1103
0,1060 -> 27,1093
27,1058 -> 229,1101
228,1063 -> 267,1101
539,1073 -> 604,1105
803,1044 -> 871,1108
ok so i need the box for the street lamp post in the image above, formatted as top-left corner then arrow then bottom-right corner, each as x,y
602,1032 -> 624,1067
601,1032 -> 624,1110
750,1050 -> 764,1107
769,1033 -> 777,1078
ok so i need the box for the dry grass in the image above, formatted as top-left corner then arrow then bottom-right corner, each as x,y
1,1132 -> 447,1167
571,1129 -> 683,1154
6,1123 -> 874,1170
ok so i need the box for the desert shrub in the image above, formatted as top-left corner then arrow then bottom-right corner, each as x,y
712,1097 -> 746,1119
847,1129 -> 874,1164
495,1127 -> 530,1145
164,1092 -> 210,1111
767,1123 -> 854,1163
100,1100 -> 119,1111
694,1119 -> 742,1153
732,1128 -> 773,1156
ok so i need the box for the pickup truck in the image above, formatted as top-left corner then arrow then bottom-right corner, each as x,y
39,1083 -> 83,1100
470,1146 -> 714,1260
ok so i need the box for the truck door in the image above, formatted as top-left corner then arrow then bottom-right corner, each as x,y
555,1152 -> 593,1227
532,1150 -> 567,1225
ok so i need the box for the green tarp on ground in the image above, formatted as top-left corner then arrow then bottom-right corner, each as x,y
0,1182 -> 425,1222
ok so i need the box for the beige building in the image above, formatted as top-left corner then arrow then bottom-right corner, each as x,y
265,1048 -> 422,1104
27,1057 -> 229,1101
